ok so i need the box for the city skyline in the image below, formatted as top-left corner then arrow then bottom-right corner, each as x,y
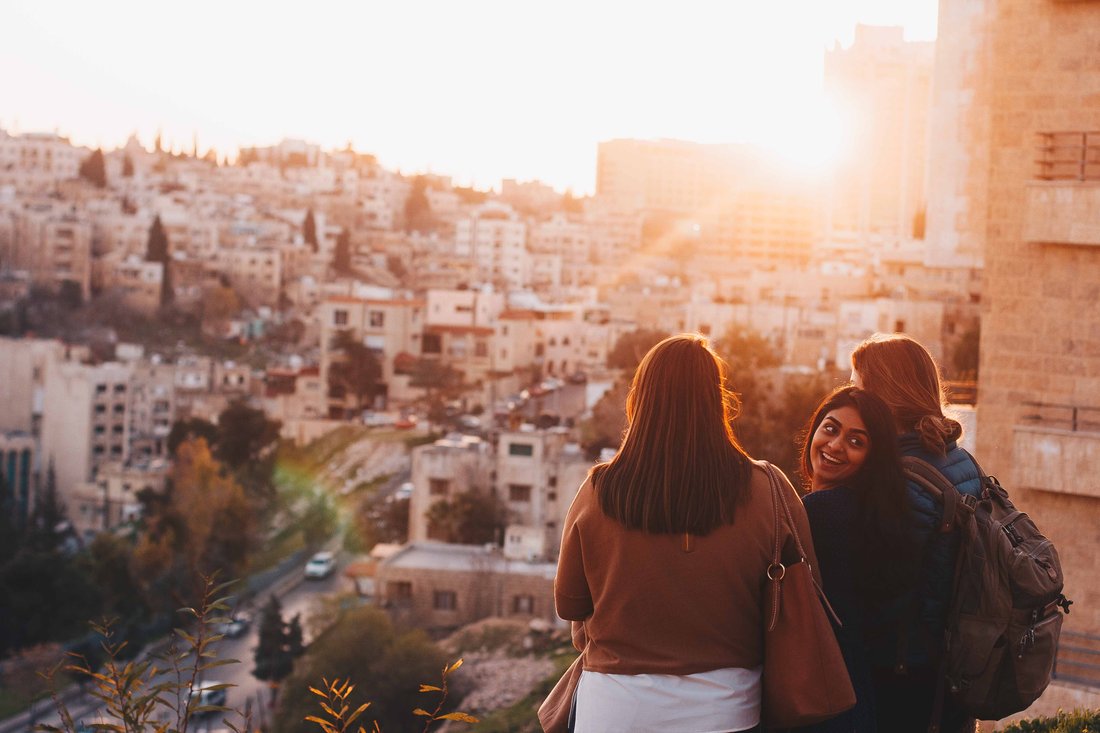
0,0 -> 938,194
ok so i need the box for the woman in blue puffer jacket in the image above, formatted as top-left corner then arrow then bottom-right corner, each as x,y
850,334 -> 981,733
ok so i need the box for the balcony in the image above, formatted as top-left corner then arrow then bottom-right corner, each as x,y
1025,132 -> 1100,246
1013,402 -> 1100,497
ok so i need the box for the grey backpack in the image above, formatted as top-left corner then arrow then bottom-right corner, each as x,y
903,454 -> 1072,723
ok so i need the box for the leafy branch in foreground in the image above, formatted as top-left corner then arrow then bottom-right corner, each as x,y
37,576 -> 250,733
305,658 -> 477,733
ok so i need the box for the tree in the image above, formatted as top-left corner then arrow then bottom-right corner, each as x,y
424,489 -> 508,545
404,176 -> 434,233
253,595 -> 297,696
122,154 -> 134,178
579,378 -> 629,459
714,325 -> 833,481
607,328 -> 669,371
332,228 -> 352,275
213,401 -> 281,470
131,439 -> 255,611
328,331 -> 383,415
273,606 -> 448,733
146,215 -> 169,264
303,209 -> 318,253
79,148 -> 107,188
58,279 -> 83,310
26,461 -> 68,553
167,417 -> 218,457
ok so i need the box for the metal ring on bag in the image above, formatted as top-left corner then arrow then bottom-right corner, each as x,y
767,562 -> 786,581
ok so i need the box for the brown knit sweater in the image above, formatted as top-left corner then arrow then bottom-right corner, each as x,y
554,461 -> 818,676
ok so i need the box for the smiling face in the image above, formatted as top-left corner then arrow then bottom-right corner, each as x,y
809,405 -> 871,491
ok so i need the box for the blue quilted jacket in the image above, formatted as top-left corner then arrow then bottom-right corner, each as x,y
869,432 -> 983,670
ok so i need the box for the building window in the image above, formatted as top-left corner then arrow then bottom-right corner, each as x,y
369,310 -> 384,328
548,492 -> 557,502
433,590 -> 457,611
429,478 -> 450,496
388,581 -> 412,600
512,595 -> 535,614
508,443 -> 534,457
334,309 -> 348,326
422,333 -> 442,354
509,484 -> 532,502
474,340 -> 488,358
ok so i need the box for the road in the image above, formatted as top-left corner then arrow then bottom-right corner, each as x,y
9,559 -> 351,733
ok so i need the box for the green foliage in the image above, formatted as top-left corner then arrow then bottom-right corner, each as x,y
351,495 -> 409,552
329,331 -> 383,415
215,401 -> 282,470
424,490 -> 507,546
715,326 -> 835,480
1001,709 -> 1100,733
42,577 -> 249,733
275,606 -> 450,733
79,148 -> 107,188
304,209 -> 319,252
58,280 -> 83,310
253,595 -> 303,686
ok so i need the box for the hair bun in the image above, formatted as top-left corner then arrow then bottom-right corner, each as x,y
915,414 -> 963,455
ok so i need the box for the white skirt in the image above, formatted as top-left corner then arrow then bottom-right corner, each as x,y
573,665 -> 762,733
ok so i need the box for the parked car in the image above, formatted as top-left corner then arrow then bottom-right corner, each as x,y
214,612 -> 251,638
304,551 -> 336,579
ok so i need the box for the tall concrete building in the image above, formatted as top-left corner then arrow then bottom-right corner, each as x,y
824,25 -> 934,245
595,139 -> 746,216
40,361 -> 133,505
947,0 -> 1100,715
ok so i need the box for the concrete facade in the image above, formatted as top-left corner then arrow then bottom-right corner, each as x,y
952,0 -> 1100,715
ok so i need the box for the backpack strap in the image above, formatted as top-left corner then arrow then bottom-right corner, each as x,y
902,456 -> 968,533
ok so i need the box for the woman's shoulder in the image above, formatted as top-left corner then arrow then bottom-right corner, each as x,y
803,485 -> 861,516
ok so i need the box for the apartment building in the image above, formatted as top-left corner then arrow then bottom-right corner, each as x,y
455,202 -> 529,290
824,24 -> 933,244
73,458 -> 168,541
942,0 -> 1100,712
408,435 -> 493,543
374,542 -> 557,632
495,428 -> 590,561
0,337 -> 70,435
0,431 -> 36,526
12,203 -> 93,297
40,361 -> 133,505
319,295 -> 425,415
0,129 -> 84,190
128,360 -> 176,461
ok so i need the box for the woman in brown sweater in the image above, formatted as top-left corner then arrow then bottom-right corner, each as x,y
555,333 -> 816,733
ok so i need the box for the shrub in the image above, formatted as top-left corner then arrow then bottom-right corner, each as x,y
1002,709 -> 1100,733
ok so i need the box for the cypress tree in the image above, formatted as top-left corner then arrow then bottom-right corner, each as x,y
303,209 -> 318,253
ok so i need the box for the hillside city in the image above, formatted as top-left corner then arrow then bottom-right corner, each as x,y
1,6 -> 1099,732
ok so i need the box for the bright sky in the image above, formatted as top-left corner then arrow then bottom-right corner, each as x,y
0,1 -> 937,194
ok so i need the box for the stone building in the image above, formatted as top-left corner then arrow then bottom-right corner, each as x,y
375,542 -> 557,632
944,0 -> 1100,716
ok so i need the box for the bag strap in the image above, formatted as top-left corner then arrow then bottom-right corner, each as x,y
761,462 -> 842,629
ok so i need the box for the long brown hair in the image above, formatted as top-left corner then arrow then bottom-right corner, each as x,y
799,386 -> 918,596
851,333 -> 962,454
590,333 -> 753,534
